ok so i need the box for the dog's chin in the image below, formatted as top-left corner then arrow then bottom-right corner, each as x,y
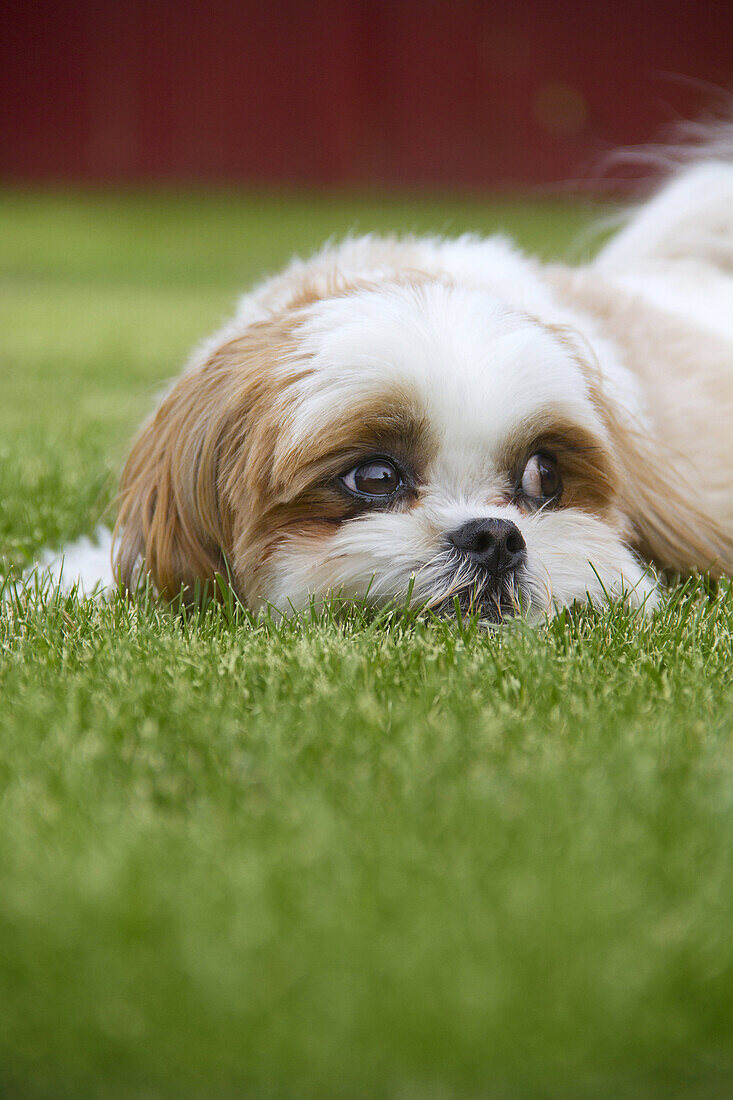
428,593 -> 519,624
425,569 -> 526,624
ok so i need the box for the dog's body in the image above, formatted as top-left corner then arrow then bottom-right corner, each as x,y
43,153 -> 733,618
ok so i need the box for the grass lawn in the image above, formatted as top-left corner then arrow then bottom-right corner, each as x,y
1,188 -> 732,1099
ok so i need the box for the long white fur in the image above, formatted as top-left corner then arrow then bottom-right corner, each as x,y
594,161 -> 733,345
278,282 -> 605,462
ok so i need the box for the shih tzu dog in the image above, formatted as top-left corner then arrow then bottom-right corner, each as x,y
43,150 -> 733,621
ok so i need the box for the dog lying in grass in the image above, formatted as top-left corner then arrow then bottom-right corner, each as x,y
45,140 -> 733,621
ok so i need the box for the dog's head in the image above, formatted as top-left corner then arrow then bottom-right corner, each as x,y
116,235 -> 724,619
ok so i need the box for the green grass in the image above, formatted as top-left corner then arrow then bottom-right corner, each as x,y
1,188 -> 732,1099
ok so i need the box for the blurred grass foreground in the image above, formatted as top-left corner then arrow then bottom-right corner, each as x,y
1,188 -> 732,1098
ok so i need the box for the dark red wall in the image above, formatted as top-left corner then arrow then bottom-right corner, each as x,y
2,0 -> 731,189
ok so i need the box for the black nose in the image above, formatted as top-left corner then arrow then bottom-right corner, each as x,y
447,518 -> 527,575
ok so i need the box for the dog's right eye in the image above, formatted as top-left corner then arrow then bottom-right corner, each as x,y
341,459 -> 403,499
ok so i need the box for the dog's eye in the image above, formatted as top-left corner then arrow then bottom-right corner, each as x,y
520,453 -> 562,503
342,459 -> 403,498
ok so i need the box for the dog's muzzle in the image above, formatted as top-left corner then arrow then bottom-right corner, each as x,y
430,517 -> 528,621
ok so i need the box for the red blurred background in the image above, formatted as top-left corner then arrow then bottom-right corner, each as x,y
2,0 -> 731,191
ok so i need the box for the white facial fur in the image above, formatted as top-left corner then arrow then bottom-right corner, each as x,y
264,498 -> 656,620
256,279 -> 657,618
279,281 -> 599,458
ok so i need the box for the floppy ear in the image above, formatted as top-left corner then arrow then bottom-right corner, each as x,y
114,318 -> 301,600
545,268 -> 733,579
549,322 -> 733,578
602,402 -> 733,577
115,364 -> 235,599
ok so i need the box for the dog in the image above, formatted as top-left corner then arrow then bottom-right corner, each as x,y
42,143 -> 733,621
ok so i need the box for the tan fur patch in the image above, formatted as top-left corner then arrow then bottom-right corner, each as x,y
232,397 -> 435,604
497,410 -> 620,519
114,313 -> 307,599
543,276 -> 733,576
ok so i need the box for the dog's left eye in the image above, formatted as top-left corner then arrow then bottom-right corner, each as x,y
341,459 -> 403,498
520,452 -> 562,503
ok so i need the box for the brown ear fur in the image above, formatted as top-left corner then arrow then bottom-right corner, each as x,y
114,317 -> 302,600
549,320 -> 733,578
597,390 -> 733,577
